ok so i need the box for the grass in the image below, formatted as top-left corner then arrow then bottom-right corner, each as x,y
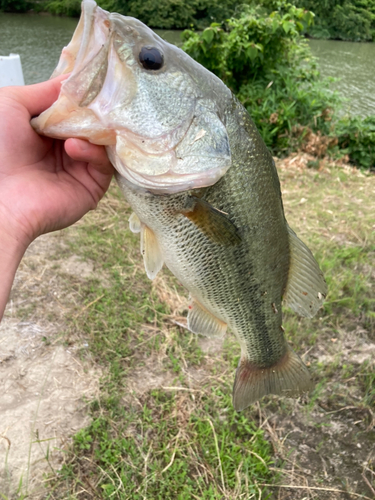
5,156 -> 374,499
34,186 -> 273,499
54,389 -> 273,499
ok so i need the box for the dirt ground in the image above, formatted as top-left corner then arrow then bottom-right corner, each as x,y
0,155 -> 374,499
0,234 -> 102,498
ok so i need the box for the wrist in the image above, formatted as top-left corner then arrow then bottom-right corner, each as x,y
0,202 -> 34,253
0,222 -> 29,260
0,216 -> 31,321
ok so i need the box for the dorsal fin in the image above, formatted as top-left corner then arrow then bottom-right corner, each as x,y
141,225 -> 164,280
187,297 -> 227,338
283,225 -> 327,318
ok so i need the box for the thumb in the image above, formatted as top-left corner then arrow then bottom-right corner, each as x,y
6,74 -> 69,118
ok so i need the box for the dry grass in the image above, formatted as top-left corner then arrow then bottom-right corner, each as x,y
1,157 -> 374,499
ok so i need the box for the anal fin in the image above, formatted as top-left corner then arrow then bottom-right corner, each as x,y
141,225 -> 164,280
283,225 -> 327,318
233,345 -> 313,411
187,298 -> 227,338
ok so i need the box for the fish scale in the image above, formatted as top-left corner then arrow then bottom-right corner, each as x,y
117,97 -> 289,367
31,0 -> 327,410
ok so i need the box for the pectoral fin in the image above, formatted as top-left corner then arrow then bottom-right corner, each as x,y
141,225 -> 164,280
283,225 -> 327,318
233,345 -> 313,411
129,212 -> 141,233
181,197 -> 241,246
187,297 -> 227,338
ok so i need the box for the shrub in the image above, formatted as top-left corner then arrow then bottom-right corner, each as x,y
44,0 -> 81,16
336,116 -> 375,170
97,0 -> 238,29
0,0 -> 30,12
294,0 -> 375,41
182,3 -> 339,154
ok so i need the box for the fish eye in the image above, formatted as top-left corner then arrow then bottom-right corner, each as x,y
139,47 -> 164,71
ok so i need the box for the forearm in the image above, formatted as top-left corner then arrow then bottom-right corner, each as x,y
0,225 -> 29,320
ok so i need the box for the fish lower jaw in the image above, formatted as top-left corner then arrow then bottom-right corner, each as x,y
113,157 -> 227,194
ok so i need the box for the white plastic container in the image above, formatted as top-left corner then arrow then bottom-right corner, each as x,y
0,54 -> 25,88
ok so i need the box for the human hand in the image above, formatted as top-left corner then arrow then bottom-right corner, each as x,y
0,76 -> 114,250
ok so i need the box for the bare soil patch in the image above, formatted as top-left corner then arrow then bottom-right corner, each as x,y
0,234 -> 102,498
1,158 -> 374,499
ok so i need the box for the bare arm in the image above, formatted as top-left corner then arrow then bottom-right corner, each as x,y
0,77 -> 114,320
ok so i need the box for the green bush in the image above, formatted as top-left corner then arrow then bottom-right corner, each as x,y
97,0 -> 238,29
0,0 -> 30,12
336,116 -> 375,170
44,0 -> 81,16
182,3 -> 339,154
294,0 -> 375,41
40,0 -> 238,27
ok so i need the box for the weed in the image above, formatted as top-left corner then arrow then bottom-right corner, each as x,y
13,163 -> 374,498
58,388 -> 274,498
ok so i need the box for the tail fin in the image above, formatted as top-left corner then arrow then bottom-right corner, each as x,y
233,346 -> 313,411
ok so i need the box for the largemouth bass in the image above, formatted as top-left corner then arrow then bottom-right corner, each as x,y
31,0 -> 327,411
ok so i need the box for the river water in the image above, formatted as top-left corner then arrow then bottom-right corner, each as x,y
1,13 -> 374,117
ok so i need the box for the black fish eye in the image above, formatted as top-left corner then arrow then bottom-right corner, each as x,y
139,47 -> 164,70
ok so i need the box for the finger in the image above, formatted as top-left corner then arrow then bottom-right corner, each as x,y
64,138 -> 114,175
7,74 -> 68,117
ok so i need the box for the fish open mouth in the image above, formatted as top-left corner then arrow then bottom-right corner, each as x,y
31,0 -> 232,194
31,0 -> 116,145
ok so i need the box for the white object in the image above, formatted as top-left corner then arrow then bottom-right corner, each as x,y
0,53 -> 25,87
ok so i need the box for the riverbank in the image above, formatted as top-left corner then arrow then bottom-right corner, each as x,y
3,0 -> 375,41
1,153 -> 374,499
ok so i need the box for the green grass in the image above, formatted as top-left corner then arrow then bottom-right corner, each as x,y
55,388 -> 273,499
39,185 -> 274,498
26,161 -> 375,498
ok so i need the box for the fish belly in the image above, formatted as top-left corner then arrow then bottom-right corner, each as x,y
116,170 -> 289,368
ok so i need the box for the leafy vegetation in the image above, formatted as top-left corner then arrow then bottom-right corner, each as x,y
182,4 -> 338,156
0,0 -> 30,12
104,0 -> 238,29
17,0 -> 238,28
10,0 -> 375,41
182,3 -> 375,169
6,161 -> 372,498
336,115 -> 375,170
294,0 -> 375,41
36,187 -> 276,498
43,0 -> 81,16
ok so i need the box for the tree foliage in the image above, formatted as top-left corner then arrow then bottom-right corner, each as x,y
182,2 -> 374,168
0,0 -> 30,12
101,0 -> 239,28
35,0 -> 238,27
183,3 -> 336,154
44,0 -> 81,16
294,0 -> 375,41
337,116 -> 375,169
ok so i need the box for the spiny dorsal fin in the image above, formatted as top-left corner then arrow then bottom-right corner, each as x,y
283,225 -> 327,318
141,225 -> 164,280
129,212 -> 141,233
233,345 -> 313,411
181,196 -> 241,246
187,297 -> 227,338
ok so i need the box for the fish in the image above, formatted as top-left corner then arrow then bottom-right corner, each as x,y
31,0 -> 327,411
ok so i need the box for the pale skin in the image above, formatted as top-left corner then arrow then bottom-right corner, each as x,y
0,76 -> 114,320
